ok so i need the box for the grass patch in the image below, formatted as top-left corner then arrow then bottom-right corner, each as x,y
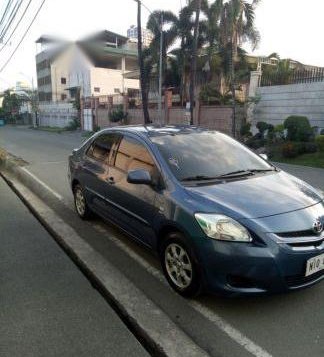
270,148 -> 324,169
31,126 -> 67,134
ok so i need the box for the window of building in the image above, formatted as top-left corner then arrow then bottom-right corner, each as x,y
61,94 -> 67,101
94,87 -> 100,93
114,88 -> 120,94
61,77 -> 67,84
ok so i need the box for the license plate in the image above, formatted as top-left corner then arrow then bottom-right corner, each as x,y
305,253 -> 324,277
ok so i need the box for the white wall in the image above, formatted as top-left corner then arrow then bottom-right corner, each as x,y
38,102 -> 77,127
255,82 -> 324,130
90,67 -> 139,96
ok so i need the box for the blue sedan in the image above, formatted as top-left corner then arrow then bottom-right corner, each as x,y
68,125 -> 324,296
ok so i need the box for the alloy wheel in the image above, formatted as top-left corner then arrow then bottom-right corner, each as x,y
165,243 -> 193,289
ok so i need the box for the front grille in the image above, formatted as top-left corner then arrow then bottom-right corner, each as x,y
285,270 -> 324,288
277,229 -> 319,238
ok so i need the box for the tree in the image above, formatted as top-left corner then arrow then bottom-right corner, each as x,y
136,0 -> 150,124
220,0 -> 261,136
189,0 -> 202,125
2,90 -> 21,123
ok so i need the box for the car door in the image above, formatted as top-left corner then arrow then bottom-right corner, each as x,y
80,132 -> 120,213
105,134 -> 161,247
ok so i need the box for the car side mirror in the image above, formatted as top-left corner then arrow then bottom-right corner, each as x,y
260,153 -> 268,161
127,169 -> 152,185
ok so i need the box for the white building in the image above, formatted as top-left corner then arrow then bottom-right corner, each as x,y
127,25 -> 153,47
35,31 -> 139,103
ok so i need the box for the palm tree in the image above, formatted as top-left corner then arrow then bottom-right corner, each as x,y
147,7 -> 195,104
189,0 -> 202,125
220,0 -> 261,136
136,0 -> 150,124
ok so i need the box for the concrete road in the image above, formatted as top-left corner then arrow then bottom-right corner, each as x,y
0,176 -> 149,357
1,125 -> 324,357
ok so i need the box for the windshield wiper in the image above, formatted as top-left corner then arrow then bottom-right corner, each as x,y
181,175 -> 221,182
217,170 -> 254,178
248,168 -> 276,173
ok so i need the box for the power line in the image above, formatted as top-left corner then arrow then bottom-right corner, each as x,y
0,0 -> 24,40
0,0 -> 14,28
0,0 -> 46,73
0,0 -> 33,53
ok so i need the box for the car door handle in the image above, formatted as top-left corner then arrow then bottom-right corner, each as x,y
108,177 -> 115,185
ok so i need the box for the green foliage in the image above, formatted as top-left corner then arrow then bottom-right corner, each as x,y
282,142 -> 299,158
245,137 -> 266,150
2,90 -> 21,121
281,141 -> 317,159
240,122 -> 252,138
199,84 -> 232,104
65,118 -> 80,131
284,116 -> 313,142
109,106 -> 128,123
256,121 -> 269,135
315,135 -> 324,152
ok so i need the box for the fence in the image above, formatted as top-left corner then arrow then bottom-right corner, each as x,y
81,93 -> 244,136
261,67 -> 324,87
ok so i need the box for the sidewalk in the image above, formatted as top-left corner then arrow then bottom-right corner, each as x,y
0,177 -> 148,357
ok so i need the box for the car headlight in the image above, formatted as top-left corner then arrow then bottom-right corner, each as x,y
195,213 -> 252,242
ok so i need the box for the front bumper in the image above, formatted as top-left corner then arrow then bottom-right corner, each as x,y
196,229 -> 324,296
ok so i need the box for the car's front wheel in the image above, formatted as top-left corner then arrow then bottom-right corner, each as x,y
161,233 -> 202,297
73,184 -> 92,220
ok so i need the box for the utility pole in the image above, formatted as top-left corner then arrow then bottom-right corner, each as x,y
134,0 -> 164,124
135,0 -> 150,124
158,13 -> 163,124
189,0 -> 201,126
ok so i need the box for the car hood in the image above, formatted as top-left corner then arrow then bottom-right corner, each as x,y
184,171 -> 323,219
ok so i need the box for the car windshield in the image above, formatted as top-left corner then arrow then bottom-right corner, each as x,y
151,131 -> 273,182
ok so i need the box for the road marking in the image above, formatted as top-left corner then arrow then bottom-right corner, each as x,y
20,167 -> 64,201
37,161 -> 67,165
15,171 -> 272,357
92,222 -> 273,357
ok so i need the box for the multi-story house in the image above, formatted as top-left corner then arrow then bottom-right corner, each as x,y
127,25 -> 153,47
35,30 -> 139,104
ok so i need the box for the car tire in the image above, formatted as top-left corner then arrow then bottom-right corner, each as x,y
73,184 -> 92,220
161,232 -> 202,297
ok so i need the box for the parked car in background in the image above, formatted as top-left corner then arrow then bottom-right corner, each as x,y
68,125 -> 324,296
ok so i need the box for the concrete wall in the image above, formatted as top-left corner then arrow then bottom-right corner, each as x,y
39,102 -> 77,128
255,82 -> 324,130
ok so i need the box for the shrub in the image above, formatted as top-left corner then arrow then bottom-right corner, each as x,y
246,137 -> 266,149
302,142 -> 318,154
256,121 -> 269,137
283,116 -> 313,142
109,106 -> 128,123
240,123 -> 252,138
274,124 -> 285,140
315,135 -> 324,152
282,142 -> 299,158
65,118 -> 80,131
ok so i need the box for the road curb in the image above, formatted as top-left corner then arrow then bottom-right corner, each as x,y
0,156 -> 210,357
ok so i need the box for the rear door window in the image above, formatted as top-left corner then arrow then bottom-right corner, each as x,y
114,136 -> 156,176
87,133 -> 120,163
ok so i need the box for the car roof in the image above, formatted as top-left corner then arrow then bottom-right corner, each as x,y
101,125 -> 210,138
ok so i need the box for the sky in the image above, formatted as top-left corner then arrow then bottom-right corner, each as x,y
0,0 -> 324,90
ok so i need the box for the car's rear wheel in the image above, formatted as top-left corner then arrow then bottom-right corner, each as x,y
74,184 -> 92,220
161,232 -> 202,297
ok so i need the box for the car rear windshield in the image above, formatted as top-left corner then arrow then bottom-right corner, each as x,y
151,131 -> 272,181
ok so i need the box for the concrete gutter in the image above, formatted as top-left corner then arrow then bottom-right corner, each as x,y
0,151 -> 210,357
